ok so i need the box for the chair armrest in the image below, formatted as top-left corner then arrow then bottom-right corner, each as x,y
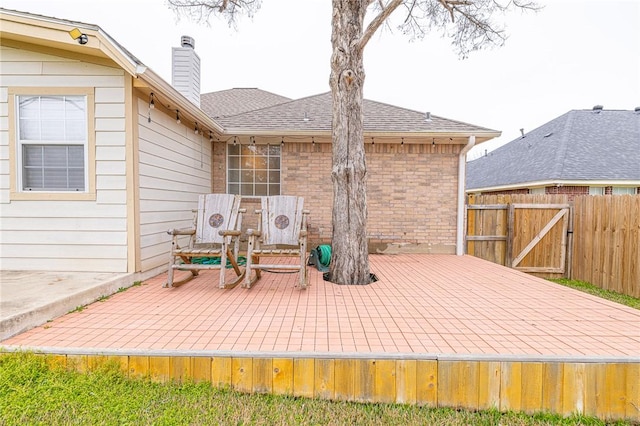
246,228 -> 262,237
254,209 -> 262,214
219,230 -> 242,237
167,228 -> 196,236
238,208 -> 247,213
299,230 -> 308,237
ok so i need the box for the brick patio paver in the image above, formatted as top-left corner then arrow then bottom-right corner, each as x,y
2,255 -> 639,357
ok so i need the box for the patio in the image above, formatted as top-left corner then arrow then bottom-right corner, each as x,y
2,254 -> 639,420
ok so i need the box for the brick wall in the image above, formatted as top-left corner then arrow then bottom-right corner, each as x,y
212,141 -> 461,254
544,185 -> 588,201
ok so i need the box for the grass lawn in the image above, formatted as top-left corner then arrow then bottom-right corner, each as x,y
0,351 -> 631,426
549,278 -> 640,310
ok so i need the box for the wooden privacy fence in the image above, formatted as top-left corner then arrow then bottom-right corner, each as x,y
466,194 -> 640,297
572,195 -> 640,297
466,194 -> 571,279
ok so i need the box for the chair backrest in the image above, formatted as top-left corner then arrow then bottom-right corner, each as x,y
260,195 -> 304,246
195,194 -> 241,244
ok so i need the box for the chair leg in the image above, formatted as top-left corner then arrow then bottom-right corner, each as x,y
299,238 -> 308,289
219,247 -> 228,289
219,246 -> 244,289
299,251 -> 307,290
299,264 -> 308,289
165,257 -> 175,288
243,237 -> 255,288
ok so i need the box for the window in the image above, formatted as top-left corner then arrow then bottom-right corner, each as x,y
227,144 -> 281,196
589,186 -> 604,195
612,187 -> 637,195
9,87 -> 95,200
17,95 -> 87,191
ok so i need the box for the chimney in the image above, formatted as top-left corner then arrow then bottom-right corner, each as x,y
172,36 -> 200,107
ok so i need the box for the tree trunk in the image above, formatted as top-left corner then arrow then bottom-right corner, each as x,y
328,0 -> 371,285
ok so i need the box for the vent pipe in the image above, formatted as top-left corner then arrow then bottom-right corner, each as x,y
181,35 -> 195,49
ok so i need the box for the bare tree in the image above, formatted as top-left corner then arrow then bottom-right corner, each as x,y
167,0 -> 540,285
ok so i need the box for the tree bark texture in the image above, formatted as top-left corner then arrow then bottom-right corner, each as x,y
329,0 -> 371,285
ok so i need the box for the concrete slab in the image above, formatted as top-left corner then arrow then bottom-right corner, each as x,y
0,270 -> 134,340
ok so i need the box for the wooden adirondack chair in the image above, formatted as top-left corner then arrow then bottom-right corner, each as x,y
244,196 -> 310,289
165,194 -> 245,289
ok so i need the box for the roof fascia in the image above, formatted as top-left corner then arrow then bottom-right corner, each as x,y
467,179 -> 640,193
135,68 -> 224,134
222,129 -> 501,143
1,10 -> 140,75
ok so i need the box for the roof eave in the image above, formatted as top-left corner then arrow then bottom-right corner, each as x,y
467,179 -> 640,193
136,68 -> 224,134
222,128 -> 501,142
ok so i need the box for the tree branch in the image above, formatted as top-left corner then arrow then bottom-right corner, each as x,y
358,0 -> 404,51
167,0 -> 260,26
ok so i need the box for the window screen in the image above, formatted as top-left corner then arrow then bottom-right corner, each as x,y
17,95 -> 87,191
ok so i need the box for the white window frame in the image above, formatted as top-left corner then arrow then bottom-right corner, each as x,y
227,143 -> 281,197
9,87 -> 96,201
589,186 -> 605,195
611,187 -> 637,195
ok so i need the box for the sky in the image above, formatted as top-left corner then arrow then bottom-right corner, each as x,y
3,0 -> 639,159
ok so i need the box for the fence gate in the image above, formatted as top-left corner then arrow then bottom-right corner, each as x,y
466,202 -> 572,277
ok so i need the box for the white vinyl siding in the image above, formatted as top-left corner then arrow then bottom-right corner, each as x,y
137,97 -> 212,272
0,46 -> 128,272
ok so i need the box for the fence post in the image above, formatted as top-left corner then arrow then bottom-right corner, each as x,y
506,203 -> 514,268
467,194 -> 476,256
566,204 -> 574,279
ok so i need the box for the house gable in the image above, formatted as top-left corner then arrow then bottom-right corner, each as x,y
216,92 -> 500,143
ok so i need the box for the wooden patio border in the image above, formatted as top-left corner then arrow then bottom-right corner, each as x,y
3,348 -> 638,422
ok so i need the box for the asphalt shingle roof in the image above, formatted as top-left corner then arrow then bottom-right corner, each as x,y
216,92 -> 498,135
466,108 -> 640,190
200,88 -> 291,119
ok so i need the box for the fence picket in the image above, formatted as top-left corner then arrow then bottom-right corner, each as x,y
467,194 -> 639,298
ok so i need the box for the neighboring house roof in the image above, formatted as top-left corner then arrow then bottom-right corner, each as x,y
216,92 -> 500,142
0,7 -> 222,133
467,108 -> 640,191
201,88 -> 291,118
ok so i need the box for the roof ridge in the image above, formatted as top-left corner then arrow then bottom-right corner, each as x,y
554,110 -> 576,179
216,92 -> 321,119
200,88 -> 291,98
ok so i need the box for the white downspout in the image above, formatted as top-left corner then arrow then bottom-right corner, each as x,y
456,135 -> 476,255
